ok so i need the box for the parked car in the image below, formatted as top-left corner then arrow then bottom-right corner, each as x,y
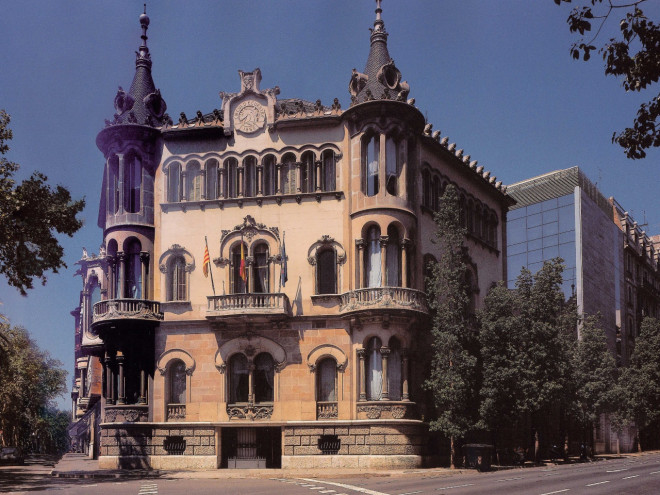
0,447 -> 24,465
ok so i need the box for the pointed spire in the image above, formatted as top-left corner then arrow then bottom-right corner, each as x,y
136,4 -> 152,69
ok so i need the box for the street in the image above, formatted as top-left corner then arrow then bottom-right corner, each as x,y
1,452 -> 660,494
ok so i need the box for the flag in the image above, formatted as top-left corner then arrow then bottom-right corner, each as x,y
239,240 -> 246,281
280,233 -> 287,288
203,245 -> 210,278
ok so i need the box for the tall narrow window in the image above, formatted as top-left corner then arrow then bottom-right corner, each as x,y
254,353 -> 274,403
229,354 -> 249,403
365,337 -> 382,400
244,156 -> 256,197
167,162 -> 181,202
386,225 -> 401,287
168,255 -> 187,301
253,243 -> 269,293
317,249 -> 337,294
169,360 -> 187,405
301,152 -> 314,193
322,151 -> 336,191
388,338 -> 402,401
231,243 -> 247,294
263,155 -> 276,196
124,152 -> 141,213
187,161 -> 202,201
385,136 -> 398,196
365,135 -> 379,196
317,358 -> 337,402
227,158 -> 239,198
365,226 -> 382,288
125,239 -> 142,299
282,154 -> 296,194
206,159 -> 219,200
109,155 -> 120,213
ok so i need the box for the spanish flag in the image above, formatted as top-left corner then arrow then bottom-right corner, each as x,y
203,245 -> 210,278
239,240 -> 246,281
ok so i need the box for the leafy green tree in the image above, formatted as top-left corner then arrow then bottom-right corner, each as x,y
0,110 -> 85,295
424,184 -> 479,468
571,314 -> 619,449
553,0 -> 660,159
0,320 -> 67,451
615,317 -> 660,451
479,260 -> 577,460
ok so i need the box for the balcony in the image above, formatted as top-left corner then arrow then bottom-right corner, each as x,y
166,403 -> 186,421
92,299 -> 163,329
206,293 -> 291,323
104,404 -> 149,423
339,287 -> 428,316
316,401 -> 338,420
356,401 -> 416,420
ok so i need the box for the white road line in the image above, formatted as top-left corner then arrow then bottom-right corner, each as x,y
309,489 -> 325,491
397,492 -> 422,495
297,478 -> 391,495
622,475 -> 639,479
606,468 -> 628,472
319,491 -> 336,494
539,490 -> 570,495
497,477 -> 524,482
585,481 -> 610,486
650,470 -> 660,475
433,484 -> 475,490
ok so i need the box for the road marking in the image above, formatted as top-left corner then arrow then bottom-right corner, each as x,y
433,484 -> 474,490
539,490 -> 569,495
319,491 -> 336,494
497,477 -> 524,482
606,468 -> 628,472
397,492 -> 422,495
650,471 -> 660,475
297,478 -> 391,495
622,475 -> 639,479
585,481 -> 610,486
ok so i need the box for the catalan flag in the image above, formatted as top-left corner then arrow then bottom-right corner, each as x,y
203,244 -> 210,278
239,239 -> 246,281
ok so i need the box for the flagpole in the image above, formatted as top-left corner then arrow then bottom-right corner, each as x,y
205,236 -> 216,296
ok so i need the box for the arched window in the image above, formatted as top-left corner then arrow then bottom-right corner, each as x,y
107,240 -> 119,298
385,136 -> 398,196
322,150 -> 336,191
263,155 -> 276,196
168,255 -> 187,301
364,134 -> 379,197
109,155 -> 120,213
316,357 -> 337,402
169,360 -> 187,405
124,151 -> 141,213
254,353 -> 274,403
167,162 -> 181,202
253,243 -> 269,293
386,225 -> 401,287
317,248 -> 337,294
281,154 -> 295,194
422,168 -> 431,208
187,161 -> 202,201
243,156 -> 256,197
301,151 -> 314,193
231,242 -> 247,294
226,158 -> 239,198
205,159 -> 219,200
365,337 -> 382,400
388,337 -> 402,401
124,239 -> 142,299
88,280 -> 101,331
365,225 -> 382,288
229,354 -> 249,403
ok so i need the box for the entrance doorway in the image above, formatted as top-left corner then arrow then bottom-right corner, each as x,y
221,427 -> 281,468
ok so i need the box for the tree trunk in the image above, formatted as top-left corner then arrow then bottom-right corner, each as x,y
450,435 -> 456,469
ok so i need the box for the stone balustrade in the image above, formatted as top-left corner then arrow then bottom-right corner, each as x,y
166,403 -> 186,421
104,404 -> 149,423
316,401 -> 338,420
92,298 -> 163,326
206,293 -> 291,319
339,287 -> 428,315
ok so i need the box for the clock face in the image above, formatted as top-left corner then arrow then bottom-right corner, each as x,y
234,101 -> 266,133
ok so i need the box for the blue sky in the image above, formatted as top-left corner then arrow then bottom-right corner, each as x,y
1,0 -> 659,410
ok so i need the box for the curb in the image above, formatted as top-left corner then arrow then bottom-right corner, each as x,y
51,470 -> 161,479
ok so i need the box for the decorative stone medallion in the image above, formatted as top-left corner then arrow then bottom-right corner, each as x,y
233,100 -> 266,133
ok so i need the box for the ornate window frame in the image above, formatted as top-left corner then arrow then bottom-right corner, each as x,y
159,244 -> 195,303
307,235 -> 346,295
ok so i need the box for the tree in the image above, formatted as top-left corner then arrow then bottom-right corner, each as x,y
479,260 -> 577,461
571,313 -> 619,451
615,316 -> 660,451
554,0 -> 660,159
0,320 -> 67,452
0,110 -> 85,295
424,184 -> 480,468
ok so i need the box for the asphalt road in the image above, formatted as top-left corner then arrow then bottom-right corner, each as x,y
2,452 -> 660,494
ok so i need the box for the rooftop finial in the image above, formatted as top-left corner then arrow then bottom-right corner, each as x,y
139,4 -> 150,48
136,4 -> 151,67
375,0 -> 382,21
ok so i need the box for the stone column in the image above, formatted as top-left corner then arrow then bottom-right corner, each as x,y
248,363 -> 255,404
138,363 -> 147,405
379,133 -> 386,196
268,256 -> 276,293
219,166 -> 226,199
295,162 -> 302,193
399,138 -> 408,201
275,163 -> 283,194
356,239 -> 365,289
82,290 -> 89,335
401,239 -> 411,289
357,349 -> 366,401
180,171 -> 188,201
380,236 -> 389,287
104,353 -> 112,403
256,165 -> 263,196
380,347 -> 390,400
116,351 -> 125,405
117,252 -> 126,298
315,160 -> 322,191
402,349 -> 410,401
106,256 -> 115,299
246,256 -> 255,293
237,166 -> 244,197
117,154 -> 125,213
140,251 -> 149,299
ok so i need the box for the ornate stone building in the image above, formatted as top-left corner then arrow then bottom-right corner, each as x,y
70,2 -> 511,469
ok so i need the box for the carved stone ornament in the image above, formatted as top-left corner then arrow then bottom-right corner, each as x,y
114,87 -> 134,115
227,404 -> 273,421
234,100 -> 266,134
144,89 -> 167,119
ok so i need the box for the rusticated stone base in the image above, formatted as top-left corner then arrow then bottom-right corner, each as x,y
281,454 -> 423,469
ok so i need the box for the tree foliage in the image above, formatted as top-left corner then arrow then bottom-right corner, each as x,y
0,319 -> 68,453
554,0 -> 660,159
0,110 -> 85,295
614,317 -> 660,450
424,184 -> 480,467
